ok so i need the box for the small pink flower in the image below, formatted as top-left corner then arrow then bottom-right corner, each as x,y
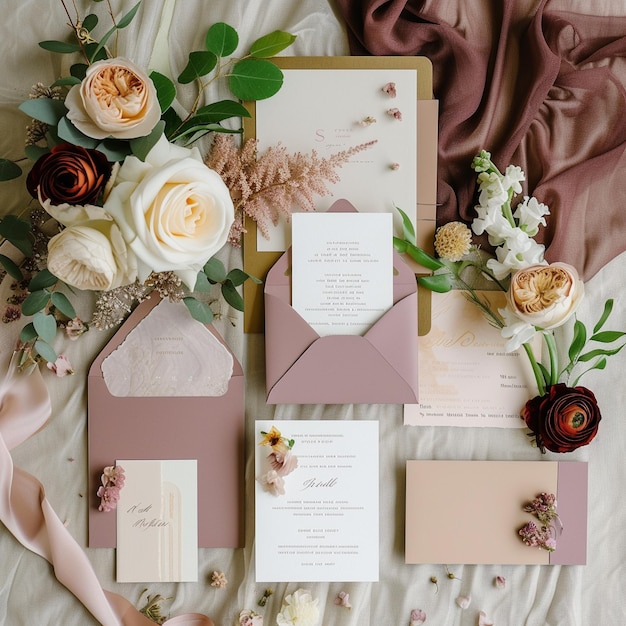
382,82 -> 397,98
410,608 -> 426,625
258,469 -> 285,496
239,609 -> 263,626
47,354 -> 74,377
334,591 -> 351,609
358,116 -> 377,127
389,162 -> 400,170
478,610 -> 494,626
270,450 -> 298,477
387,107 -> 402,121
456,595 -> 471,609
494,576 -> 506,589
65,317 -> 87,340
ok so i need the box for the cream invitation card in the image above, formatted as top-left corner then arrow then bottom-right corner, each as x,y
405,290 -> 540,427
116,459 -> 198,582
254,68 -> 417,251
255,420 -> 379,582
291,212 -> 393,336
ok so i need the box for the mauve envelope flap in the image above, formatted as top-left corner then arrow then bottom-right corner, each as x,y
87,293 -> 244,549
264,199 -> 418,403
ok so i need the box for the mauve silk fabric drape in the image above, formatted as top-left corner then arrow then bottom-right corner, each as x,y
336,0 -> 626,281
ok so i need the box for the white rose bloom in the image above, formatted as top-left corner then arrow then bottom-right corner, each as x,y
41,198 -> 113,228
276,589 -> 320,626
507,262 -> 585,330
103,135 -> 235,289
513,195 -> 550,236
65,57 -> 160,140
47,221 -> 137,291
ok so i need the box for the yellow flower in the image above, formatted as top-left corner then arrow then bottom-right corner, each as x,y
259,426 -> 290,453
434,221 -> 472,261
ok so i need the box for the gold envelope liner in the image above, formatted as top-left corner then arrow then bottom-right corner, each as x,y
242,56 -> 437,333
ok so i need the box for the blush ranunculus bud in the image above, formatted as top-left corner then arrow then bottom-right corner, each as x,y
521,383 -> 602,453
65,57 -> 160,140
26,144 -> 111,206
507,262 -> 584,330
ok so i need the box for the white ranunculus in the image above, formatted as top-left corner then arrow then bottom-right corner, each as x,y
47,220 -> 137,291
65,57 -> 160,140
276,589 -> 320,626
103,135 -> 235,289
507,262 -> 584,330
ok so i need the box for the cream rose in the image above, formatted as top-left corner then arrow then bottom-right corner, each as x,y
507,262 -> 584,330
65,57 -> 160,140
103,135 -> 235,289
47,220 -> 137,291
276,589 -> 320,626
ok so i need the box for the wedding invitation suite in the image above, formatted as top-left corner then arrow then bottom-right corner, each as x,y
255,420 -> 379,582
405,461 -> 588,565
254,67 -> 418,251
404,290 -> 540,427
291,212 -> 393,336
116,459 -> 198,583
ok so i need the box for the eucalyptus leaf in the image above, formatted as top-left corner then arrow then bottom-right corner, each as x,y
593,298 -> 614,333
84,42 -> 109,63
229,58 -> 284,101
0,215 -> 31,241
89,1 -> 141,61
249,30 -> 296,58
417,273 -> 453,293
149,71 -> 177,113
162,107 -> 183,139
129,121 -> 165,161
203,257 -> 227,283
82,13 -> 99,32
52,76 -> 82,87
183,296 -> 214,325
19,323 -> 38,343
51,292 -> 77,319
178,125 -> 242,145
95,138 -> 133,162
18,98 -> 67,126
38,40 -> 81,54
25,145 -> 49,162
589,330 -> 626,343
22,290 -> 51,316
0,159 -> 22,181
70,63 -> 88,80
57,116 -> 100,149
33,311 -> 57,344
0,254 -> 23,281
29,269 -> 58,292
178,50 -> 217,84
226,268 -> 259,286
205,22 -> 239,57
193,271 -> 213,293
221,280 -> 244,311
34,339 -> 57,363
195,100 -> 251,122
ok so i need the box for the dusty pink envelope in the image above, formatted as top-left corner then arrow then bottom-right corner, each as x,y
264,199 -> 418,405
87,293 -> 244,548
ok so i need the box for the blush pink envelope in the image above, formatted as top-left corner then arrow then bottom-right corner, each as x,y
87,293 -> 244,548
264,199 -> 418,405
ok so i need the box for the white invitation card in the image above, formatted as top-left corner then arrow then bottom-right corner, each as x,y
255,419 -> 379,582
291,212 -> 393,336
404,290 -> 540,427
116,459 -> 198,582
255,68 -> 417,251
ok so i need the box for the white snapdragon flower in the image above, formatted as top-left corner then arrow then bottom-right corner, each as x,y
499,305 -> 537,352
477,171 -> 509,207
514,195 -> 550,236
501,164 -> 525,195
486,228 -> 546,280
471,203 -> 515,244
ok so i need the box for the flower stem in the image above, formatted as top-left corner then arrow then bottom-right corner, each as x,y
522,342 -> 546,396
542,331 -> 559,387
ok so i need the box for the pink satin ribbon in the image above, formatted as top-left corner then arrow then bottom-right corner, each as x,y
0,351 -> 214,626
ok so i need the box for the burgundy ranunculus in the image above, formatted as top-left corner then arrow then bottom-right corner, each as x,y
521,383 -> 601,453
26,143 -> 111,205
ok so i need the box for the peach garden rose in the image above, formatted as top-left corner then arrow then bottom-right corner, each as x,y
65,57 -> 160,140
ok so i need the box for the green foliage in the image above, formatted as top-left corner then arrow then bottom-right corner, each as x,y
57,116 -> 99,149
0,215 -> 33,257
89,1 -> 141,62
178,50 -> 218,84
0,254 -> 23,281
183,296 -> 214,325
129,121 -> 166,161
229,58 -> 284,101
50,291 -> 76,319
150,71 -> 177,113
249,30 -> 297,58
0,159 -> 22,182
39,40 -> 81,54
18,98 -> 67,126
205,22 -> 239,57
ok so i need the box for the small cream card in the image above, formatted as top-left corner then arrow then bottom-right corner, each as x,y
291,212 -> 393,336
116,459 -> 198,582
255,68 -> 417,251
255,420 -> 379,582
405,461 -> 588,565
405,290 -> 540,427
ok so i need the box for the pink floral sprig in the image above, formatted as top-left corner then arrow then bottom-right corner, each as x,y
518,492 -> 560,551
257,426 -> 298,497
334,591 -> 351,609
96,464 -> 125,512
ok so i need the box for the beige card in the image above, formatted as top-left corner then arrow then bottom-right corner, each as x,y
405,289 -> 540,427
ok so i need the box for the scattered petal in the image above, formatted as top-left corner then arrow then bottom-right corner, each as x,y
47,354 -> 74,377
387,107 -> 402,120
494,576 -> 506,589
410,608 -> 426,625
456,594 -> 472,610
357,115 -> 377,127
389,162 -> 400,170
210,570 -> 227,588
478,610 -> 494,626
382,82 -> 397,97
334,591 -> 351,609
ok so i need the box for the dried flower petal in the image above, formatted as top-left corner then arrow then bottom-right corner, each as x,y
478,610 -> 494,626
386,107 -> 402,120
334,591 -> 351,609
456,594 -> 471,609
382,82 -> 397,98
494,576 -> 506,589
210,570 -> 227,588
47,354 -> 74,377
410,608 -> 426,625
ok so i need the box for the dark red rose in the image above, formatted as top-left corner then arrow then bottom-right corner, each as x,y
521,383 -> 601,453
26,143 -> 111,205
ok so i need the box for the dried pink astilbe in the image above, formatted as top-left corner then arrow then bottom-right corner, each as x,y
206,135 -> 376,246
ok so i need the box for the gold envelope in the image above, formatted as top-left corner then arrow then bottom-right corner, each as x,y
242,56 -> 438,333
87,293 -> 245,548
